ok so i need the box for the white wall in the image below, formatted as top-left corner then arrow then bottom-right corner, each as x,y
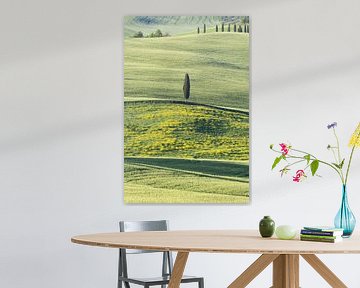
1,0 -> 360,287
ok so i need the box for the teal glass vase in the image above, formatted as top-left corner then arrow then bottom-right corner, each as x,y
334,185 -> 356,237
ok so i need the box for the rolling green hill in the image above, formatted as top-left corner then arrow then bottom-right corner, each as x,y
124,32 -> 249,110
124,16 -> 247,37
124,160 -> 249,203
125,157 -> 249,180
125,102 -> 249,161
124,18 -> 250,203
124,101 -> 249,203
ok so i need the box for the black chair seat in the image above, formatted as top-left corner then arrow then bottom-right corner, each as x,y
119,275 -> 203,286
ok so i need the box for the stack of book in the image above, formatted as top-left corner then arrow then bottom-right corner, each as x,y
300,226 -> 344,243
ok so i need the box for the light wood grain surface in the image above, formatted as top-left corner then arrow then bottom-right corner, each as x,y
228,254 -> 279,287
168,252 -> 189,288
71,230 -> 360,254
301,254 -> 347,287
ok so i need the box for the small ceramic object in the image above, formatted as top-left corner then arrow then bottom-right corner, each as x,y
275,225 -> 297,240
259,216 -> 275,238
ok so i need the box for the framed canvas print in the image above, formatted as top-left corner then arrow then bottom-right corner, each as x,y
124,16 -> 250,203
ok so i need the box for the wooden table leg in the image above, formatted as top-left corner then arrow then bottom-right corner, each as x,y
301,254 -> 347,288
168,252 -> 189,288
272,254 -> 299,288
288,255 -> 299,288
228,254 -> 279,288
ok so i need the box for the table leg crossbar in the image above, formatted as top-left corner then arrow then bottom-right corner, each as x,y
228,254 -> 280,288
168,252 -> 189,288
301,254 -> 347,288
226,253 -> 348,288
167,252 -> 348,288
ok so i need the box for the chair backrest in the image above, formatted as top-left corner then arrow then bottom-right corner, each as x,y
118,220 -> 174,284
119,220 -> 169,254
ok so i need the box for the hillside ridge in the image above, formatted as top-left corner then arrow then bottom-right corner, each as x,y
126,16 -> 246,26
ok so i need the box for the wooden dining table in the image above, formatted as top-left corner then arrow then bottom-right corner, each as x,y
71,230 -> 360,288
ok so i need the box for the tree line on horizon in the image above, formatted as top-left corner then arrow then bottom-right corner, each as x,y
133,29 -> 170,38
198,22 -> 250,34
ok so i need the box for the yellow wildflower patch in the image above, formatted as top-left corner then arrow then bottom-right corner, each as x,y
349,122 -> 360,148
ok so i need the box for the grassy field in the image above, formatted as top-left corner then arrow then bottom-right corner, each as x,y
124,17 -> 250,203
124,16 -> 245,37
125,157 -> 249,180
124,102 -> 250,203
124,32 -> 249,110
125,101 -> 249,161
124,160 -> 249,204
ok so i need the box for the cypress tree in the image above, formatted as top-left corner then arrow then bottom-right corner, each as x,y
221,23 -> 224,32
203,23 -> 206,33
234,24 -> 236,32
238,25 -> 242,32
216,24 -> 218,32
247,24 -> 250,33
228,23 -> 230,32
183,73 -> 190,101
197,27 -> 200,34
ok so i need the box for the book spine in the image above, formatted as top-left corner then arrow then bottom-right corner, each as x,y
300,233 -> 337,239
300,237 -> 337,243
301,230 -> 336,236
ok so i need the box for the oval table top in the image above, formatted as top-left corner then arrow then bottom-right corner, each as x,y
71,230 -> 360,254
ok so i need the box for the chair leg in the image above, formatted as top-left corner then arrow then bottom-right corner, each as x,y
198,278 -> 204,288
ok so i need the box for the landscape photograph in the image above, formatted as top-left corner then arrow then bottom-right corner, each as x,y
124,16 -> 250,203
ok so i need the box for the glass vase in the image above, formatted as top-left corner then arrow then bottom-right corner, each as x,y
334,185 -> 356,237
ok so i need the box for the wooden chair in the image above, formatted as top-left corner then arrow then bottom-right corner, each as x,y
118,220 -> 204,288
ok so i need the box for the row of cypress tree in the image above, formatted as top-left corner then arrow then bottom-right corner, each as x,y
197,23 -> 250,34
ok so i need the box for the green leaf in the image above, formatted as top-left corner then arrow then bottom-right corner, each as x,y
271,156 -> 282,170
310,160 -> 319,176
332,162 -> 341,169
269,144 -> 274,149
339,159 -> 345,169
304,154 -> 311,164
332,159 -> 345,169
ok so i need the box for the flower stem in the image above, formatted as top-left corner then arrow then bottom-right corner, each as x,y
332,128 -> 345,182
291,148 -> 317,159
345,129 -> 360,185
333,128 -> 342,164
284,159 -> 306,169
345,146 -> 356,185
271,149 -> 344,183
282,147 -> 344,183
330,148 -> 337,163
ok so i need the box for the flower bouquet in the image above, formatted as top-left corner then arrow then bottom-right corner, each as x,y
270,122 -> 360,237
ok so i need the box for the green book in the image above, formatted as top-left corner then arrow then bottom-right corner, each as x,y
300,235 -> 342,243
303,226 -> 343,233
300,234 -> 339,240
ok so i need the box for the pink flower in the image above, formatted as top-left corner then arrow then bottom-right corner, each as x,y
293,170 -> 306,182
279,143 -> 289,155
